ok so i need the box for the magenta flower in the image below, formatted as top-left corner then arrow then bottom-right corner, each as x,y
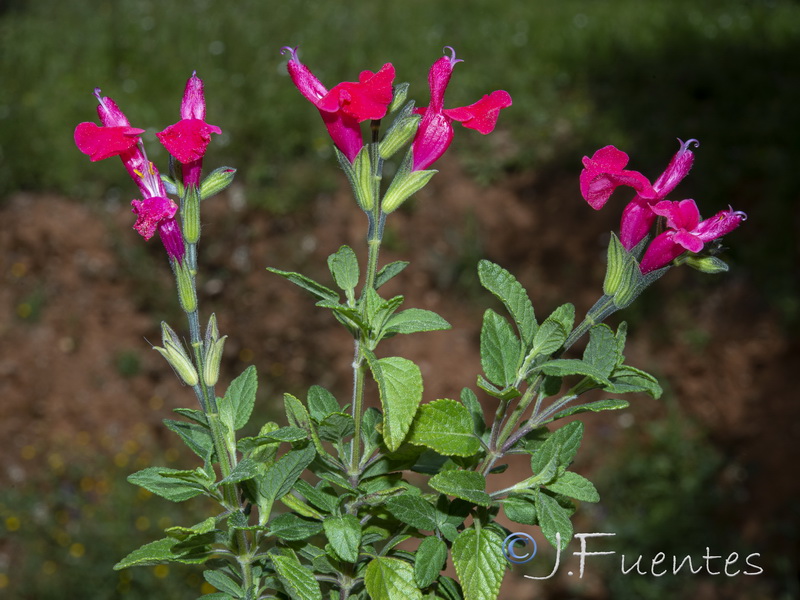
580,139 -> 698,249
75,89 -> 184,263
638,199 -> 746,273
157,72 -> 221,187
282,47 -> 396,162
411,47 -> 512,171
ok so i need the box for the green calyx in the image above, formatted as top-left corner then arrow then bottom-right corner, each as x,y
154,321 -> 198,386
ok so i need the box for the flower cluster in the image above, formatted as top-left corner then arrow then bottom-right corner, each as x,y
580,140 -> 746,273
74,73 -> 220,262
283,46 -> 512,171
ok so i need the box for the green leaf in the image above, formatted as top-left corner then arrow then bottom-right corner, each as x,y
538,359 -> 611,386
534,489 -> 572,550
272,554 -> 323,600
583,324 -> 618,378
386,494 -> 438,530
267,267 -> 338,302
407,399 -> 481,457
477,260 -> 537,345
219,365 -> 257,431
530,304 -> 575,357
375,261 -> 410,289
258,445 -> 316,510
384,308 -> 451,336
323,514 -> 362,563
476,376 -> 521,401
163,419 -> 213,460
545,471 -> 599,503
317,412 -> 355,442
295,480 -> 339,513
268,513 -> 324,541
429,471 -> 491,507
547,398 -> 629,422
128,467 -> 204,502
606,365 -> 662,398
530,421 -> 583,475
203,570 -> 244,598
460,388 -> 486,438
216,457 -> 260,486
366,354 -> 423,451
172,407 -> 208,427
415,536 -> 448,588
452,527 -> 506,600
327,245 -> 360,294
502,495 -> 538,525
365,557 -> 423,600
480,309 -> 522,388
436,576 -> 464,600
113,537 -> 209,570
307,385 -> 340,422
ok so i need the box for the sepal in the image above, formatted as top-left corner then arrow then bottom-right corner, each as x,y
200,167 -> 236,200
154,321 -> 198,386
381,150 -> 436,213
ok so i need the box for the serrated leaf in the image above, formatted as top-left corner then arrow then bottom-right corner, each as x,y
219,365 -> 257,431
268,513 -> 324,541
384,308 -> 451,336
113,537 -> 209,569
386,494 -> 438,530
307,385 -> 340,422
452,528 -> 506,600
538,359 -> 611,386
366,354 -> 423,451
365,557 -> 423,600
128,467 -> 205,502
547,398 -> 630,422
295,480 -> 338,513
203,570 -> 244,598
407,399 -> 481,457
429,471 -> 491,507
323,514 -> 361,563
327,245 -> 359,293
606,364 -> 662,398
480,309 -> 522,388
317,412 -> 355,442
258,445 -> 316,511
216,457 -> 260,486
502,495 -> 538,525
415,536 -> 448,588
267,267 -> 338,302
460,388 -> 487,437
530,304 -> 575,358
478,260 -> 537,345
530,421 -> 583,475
545,471 -> 599,502
534,490 -> 572,550
272,554 -> 323,600
583,324 -> 618,378
375,261 -> 410,289
163,419 -> 213,460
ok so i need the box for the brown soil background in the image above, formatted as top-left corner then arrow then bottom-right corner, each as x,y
1,159 -> 797,598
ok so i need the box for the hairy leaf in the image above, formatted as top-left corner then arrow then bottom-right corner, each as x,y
429,471 -> 491,507
477,260 -> 537,345
266,267 -> 338,302
415,536 -> 448,588
219,365 -> 257,431
407,399 -> 481,457
384,308 -> 451,336
365,557 -> 422,600
327,245 -> 359,294
545,471 -> 600,503
452,527 -> 506,600
534,489 -> 572,550
366,354 -> 423,451
480,309 -> 522,388
272,554 -> 323,600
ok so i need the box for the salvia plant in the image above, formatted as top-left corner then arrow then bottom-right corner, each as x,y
74,46 -> 746,600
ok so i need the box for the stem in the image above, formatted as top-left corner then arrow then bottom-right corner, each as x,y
349,138 -> 385,481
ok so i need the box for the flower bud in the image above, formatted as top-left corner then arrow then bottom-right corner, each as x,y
381,161 -> 436,213
203,335 -> 227,387
602,233 -> 633,297
379,112 -> 421,160
174,260 -> 197,313
182,185 -> 201,244
685,255 -> 729,274
204,313 -> 220,347
200,166 -> 237,200
154,321 -> 198,386
336,146 -> 375,212
387,82 -> 410,113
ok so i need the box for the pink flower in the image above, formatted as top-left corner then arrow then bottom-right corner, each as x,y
282,47 -> 395,162
412,47 -> 512,171
156,72 -> 221,186
580,139 -> 698,249
75,89 -> 185,263
638,199 -> 746,273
